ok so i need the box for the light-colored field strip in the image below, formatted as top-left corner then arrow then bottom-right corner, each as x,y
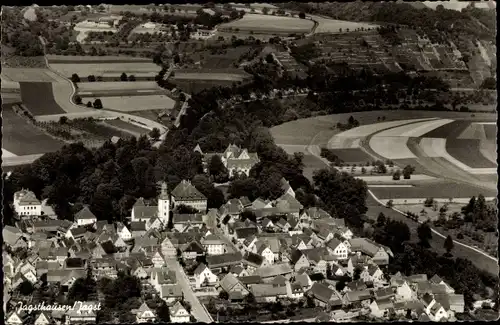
309,14 -> 378,34
1,76 -> 20,89
220,14 -> 314,32
46,55 -> 151,62
479,140 -> 497,164
51,63 -> 160,78
377,197 -> 497,205
77,81 -> 161,91
475,122 -> 496,125
1,149 -> 17,158
172,73 -> 249,81
458,123 -> 487,140
332,118 -> 437,138
421,137 -> 497,174
278,144 -> 309,154
375,119 -> 454,137
358,174 -> 435,182
369,136 -> 415,159
368,185 -> 414,188
1,68 -> 59,82
81,95 -> 175,112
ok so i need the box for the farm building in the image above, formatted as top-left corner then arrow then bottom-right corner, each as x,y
13,189 -> 42,218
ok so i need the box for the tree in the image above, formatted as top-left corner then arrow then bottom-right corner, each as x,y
424,197 -> 435,207
444,235 -> 454,255
179,93 -> 186,102
335,280 -> 346,291
262,7 -> 269,15
386,200 -> 393,208
392,170 -> 401,180
59,116 -> 68,124
93,99 -> 103,109
87,75 -> 96,82
403,165 -> 415,179
120,72 -> 128,81
86,101 -> 92,107
71,73 -> 80,83
128,75 -> 136,81
208,155 -> 229,183
417,222 -> 432,248
156,302 -> 171,322
19,280 -> 34,296
265,53 -> 274,64
299,12 -> 306,19
218,290 -> 229,300
149,128 -> 161,140
75,95 -> 82,104
376,212 -> 386,227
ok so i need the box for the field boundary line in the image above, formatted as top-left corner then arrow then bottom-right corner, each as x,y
367,189 -> 498,263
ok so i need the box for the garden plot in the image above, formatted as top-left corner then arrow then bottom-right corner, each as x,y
219,14 -> 314,34
46,55 -> 151,64
1,68 -> 59,82
50,62 -> 161,79
310,15 -> 378,34
369,136 -> 415,159
80,95 -> 175,112
375,119 -> 454,137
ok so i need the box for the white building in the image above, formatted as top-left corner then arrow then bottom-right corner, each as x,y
194,263 -> 218,288
131,182 -> 170,225
74,207 -> 97,226
13,189 -> 42,217
170,302 -> 190,323
135,302 -> 156,323
198,144 -> 260,177
201,234 -> 225,255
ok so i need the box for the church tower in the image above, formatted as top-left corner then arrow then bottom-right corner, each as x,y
158,181 -> 170,224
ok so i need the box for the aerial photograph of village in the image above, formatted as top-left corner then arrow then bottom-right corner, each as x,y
1,1 -> 498,323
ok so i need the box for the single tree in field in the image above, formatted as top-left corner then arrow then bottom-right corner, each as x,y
403,165 -> 415,179
59,116 -> 68,124
262,7 -> 269,15
75,95 -> 82,104
417,222 -> 432,248
299,12 -> 306,19
386,200 -> 393,208
71,73 -> 80,83
392,170 -> 401,180
128,75 -> 136,81
120,72 -> 128,81
87,75 -> 96,82
93,99 -> 103,109
444,235 -> 454,255
86,101 -> 93,107
149,127 -> 161,140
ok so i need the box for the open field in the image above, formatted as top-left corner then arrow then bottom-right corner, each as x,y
78,89 -> 167,97
20,82 -> 66,116
309,14 -> 378,34
1,68 -> 59,82
1,93 -> 22,105
77,81 -> 161,92
369,180 -> 497,200
272,111 -> 495,148
1,76 -> 20,90
360,174 -> 436,183
446,139 -> 497,169
326,148 -> 373,163
369,136 -> 415,159
365,195 -> 498,275
80,95 -> 175,112
219,14 -> 314,34
171,72 -> 251,81
458,122 -> 497,141
420,120 -> 472,138
103,119 -> 151,135
374,119 -> 454,137
46,55 -> 152,64
479,140 -> 496,164
50,62 -> 160,79
2,105 -> 64,155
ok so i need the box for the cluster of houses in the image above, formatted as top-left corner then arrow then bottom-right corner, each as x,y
4,176 -> 465,324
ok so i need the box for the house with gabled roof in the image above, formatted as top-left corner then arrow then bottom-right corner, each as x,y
349,238 -> 390,265
194,263 -> 218,288
131,198 -> 158,224
229,265 -> 249,278
218,273 -> 249,298
135,302 -> 156,323
74,206 -> 97,226
360,264 -> 385,285
255,241 -> 275,265
3,226 -> 27,249
130,222 -> 147,238
250,283 -> 287,303
307,282 -> 343,309
180,241 -> 205,260
280,178 -> 296,197
326,238 -> 349,260
243,251 -> 265,272
201,234 -> 225,255
170,301 -> 190,323
173,213 -> 204,233
161,284 -> 183,303
171,180 -> 207,213
202,144 -> 260,177
290,249 -> 310,272
207,252 -> 243,272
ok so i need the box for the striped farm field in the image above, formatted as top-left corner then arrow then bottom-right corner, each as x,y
483,124 -> 497,140
2,68 -> 59,82
310,14 -> 378,34
374,119 -> 454,137
479,140 -> 496,164
369,136 -> 415,159
369,180 -> 497,200
103,119 -> 150,135
46,55 -> 152,64
1,76 -> 20,90
20,82 -> 66,115
333,118 -> 436,138
172,72 -> 250,82
445,139 -> 497,168
81,95 -> 175,112
326,148 -> 373,163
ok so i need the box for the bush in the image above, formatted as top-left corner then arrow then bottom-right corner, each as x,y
424,197 -> 435,207
93,99 -> 103,109
86,101 -> 93,107
457,233 -> 464,239
392,170 -> 401,180
75,95 -> 82,104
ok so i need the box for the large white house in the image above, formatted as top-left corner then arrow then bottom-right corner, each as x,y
74,207 -> 97,226
13,189 -> 42,217
171,180 -> 207,213
170,302 -> 190,323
